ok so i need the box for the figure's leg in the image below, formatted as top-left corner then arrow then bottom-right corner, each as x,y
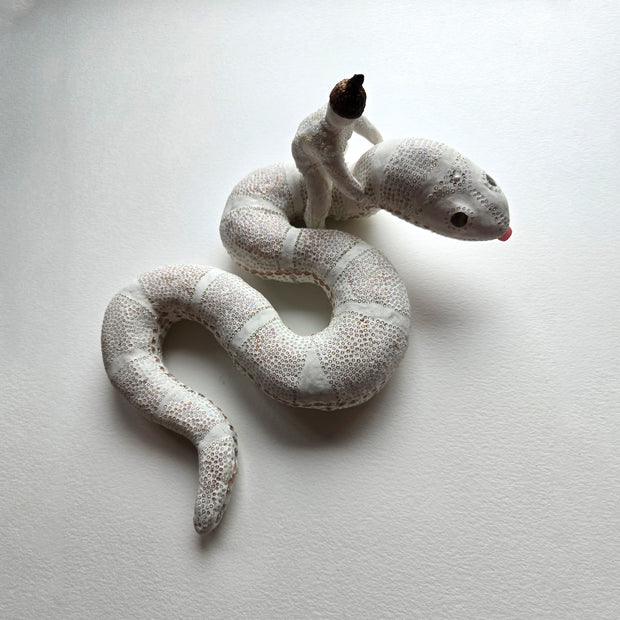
303,167 -> 332,229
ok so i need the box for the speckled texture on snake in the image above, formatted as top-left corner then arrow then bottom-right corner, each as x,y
101,133 -> 510,533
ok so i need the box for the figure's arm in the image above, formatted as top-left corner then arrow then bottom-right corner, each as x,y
321,152 -> 366,202
353,115 -> 383,145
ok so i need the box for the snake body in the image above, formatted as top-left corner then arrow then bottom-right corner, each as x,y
101,138 -> 510,533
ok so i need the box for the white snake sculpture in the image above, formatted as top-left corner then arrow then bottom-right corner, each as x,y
101,83 -> 511,533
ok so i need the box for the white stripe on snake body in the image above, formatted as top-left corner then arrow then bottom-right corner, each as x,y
101,138 -> 510,533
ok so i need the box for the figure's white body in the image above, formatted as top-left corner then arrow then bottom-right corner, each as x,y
101,135 -> 510,533
292,104 -> 382,228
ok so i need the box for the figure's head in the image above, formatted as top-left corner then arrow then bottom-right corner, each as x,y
365,138 -> 511,242
329,74 -> 366,120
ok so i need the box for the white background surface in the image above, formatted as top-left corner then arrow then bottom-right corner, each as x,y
1,1 -> 619,618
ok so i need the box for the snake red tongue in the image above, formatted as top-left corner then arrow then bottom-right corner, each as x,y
498,226 -> 512,241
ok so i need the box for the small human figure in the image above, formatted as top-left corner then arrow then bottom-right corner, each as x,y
291,74 -> 383,228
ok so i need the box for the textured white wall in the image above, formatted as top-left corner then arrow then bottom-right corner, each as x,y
1,1 -> 619,618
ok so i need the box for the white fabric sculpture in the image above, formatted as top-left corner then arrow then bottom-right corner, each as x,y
101,75 -> 511,534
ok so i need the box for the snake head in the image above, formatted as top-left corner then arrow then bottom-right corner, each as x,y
425,166 -> 511,242
365,139 -> 511,242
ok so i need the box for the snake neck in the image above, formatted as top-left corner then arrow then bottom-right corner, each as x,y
349,138 -> 450,225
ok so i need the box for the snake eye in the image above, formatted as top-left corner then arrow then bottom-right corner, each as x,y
485,173 -> 497,187
450,212 -> 468,227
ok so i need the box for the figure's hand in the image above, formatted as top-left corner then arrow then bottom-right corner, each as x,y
317,149 -> 362,197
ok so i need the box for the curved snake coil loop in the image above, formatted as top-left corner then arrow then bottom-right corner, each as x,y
101,137 -> 510,533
